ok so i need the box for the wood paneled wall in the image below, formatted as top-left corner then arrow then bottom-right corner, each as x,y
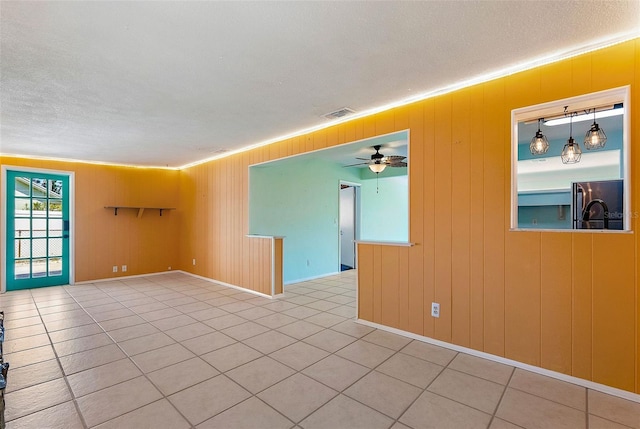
1,39 -> 638,394
181,39 -> 640,393
0,157 -> 180,282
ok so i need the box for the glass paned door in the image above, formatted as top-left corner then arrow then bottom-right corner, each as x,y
6,170 -> 70,290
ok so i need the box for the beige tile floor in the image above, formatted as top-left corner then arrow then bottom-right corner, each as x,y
2,270 -> 639,429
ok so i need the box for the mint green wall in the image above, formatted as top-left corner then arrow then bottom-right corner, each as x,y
250,158 -> 361,283
250,158 -> 409,283
359,174 -> 408,242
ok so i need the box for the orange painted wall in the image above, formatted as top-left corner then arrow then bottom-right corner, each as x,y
1,156 -> 180,282
1,40 -> 638,394
181,39 -> 640,393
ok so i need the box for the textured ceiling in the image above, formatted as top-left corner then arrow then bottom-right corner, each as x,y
1,1 -> 639,168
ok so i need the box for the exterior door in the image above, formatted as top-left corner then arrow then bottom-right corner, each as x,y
6,170 -> 70,290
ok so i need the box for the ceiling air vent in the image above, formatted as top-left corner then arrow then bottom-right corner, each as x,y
324,107 -> 355,120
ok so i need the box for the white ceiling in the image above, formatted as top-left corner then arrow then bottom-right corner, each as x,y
1,1 -> 638,168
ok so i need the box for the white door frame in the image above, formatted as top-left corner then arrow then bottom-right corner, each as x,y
338,180 -> 361,271
1,165 -> 76,293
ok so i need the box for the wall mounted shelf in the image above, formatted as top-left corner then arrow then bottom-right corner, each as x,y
105,206 -> 175,218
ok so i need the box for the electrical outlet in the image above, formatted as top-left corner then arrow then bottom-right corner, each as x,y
431,302 -> 440,318
112,266 -> 118,273
192,258 -> 196,266
122,265 -> 127,272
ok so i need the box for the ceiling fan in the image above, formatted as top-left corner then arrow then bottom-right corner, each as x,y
345,145 -> 407,174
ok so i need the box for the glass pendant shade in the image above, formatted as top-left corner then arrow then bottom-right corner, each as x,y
368,163 -> 386,173
584,122 -> 607,150
561,137 -> 582,164
529,129 -> 550,155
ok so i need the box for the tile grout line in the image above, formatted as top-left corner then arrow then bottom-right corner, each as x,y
485,364 -> 516,429
66,281 -> 199,429
18,287 -> 91,429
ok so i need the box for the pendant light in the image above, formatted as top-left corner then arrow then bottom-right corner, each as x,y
529,118 -> 550,155
583,108 -> 607,150
561,112 -> 581,164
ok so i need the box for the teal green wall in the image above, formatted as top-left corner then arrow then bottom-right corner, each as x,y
250,160 -> 409,283
250,158 -> 361,283
518,205 -> 572,229
359,174 -> 408,242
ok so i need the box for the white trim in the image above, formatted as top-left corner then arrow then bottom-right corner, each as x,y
179,271 -> 275,299
338,181 -> 361,272
73,270 -> 178,284
247,129 -> 409,169
511,86 -> 631,231
356,318 -> 640,404
355,240 -> 414,247
284,271 -> 341,285
1,165 -> 76,293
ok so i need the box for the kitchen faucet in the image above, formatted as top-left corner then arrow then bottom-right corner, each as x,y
582,198 -> 609,229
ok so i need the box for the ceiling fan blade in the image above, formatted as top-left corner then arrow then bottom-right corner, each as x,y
388,162 -> 408,167
384,155 -> 406,162
355,157 -> 371,161
343,162 -> 369,167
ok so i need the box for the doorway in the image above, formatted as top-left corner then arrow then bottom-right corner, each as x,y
3,168 -> 73,291
339,182 -> 360,271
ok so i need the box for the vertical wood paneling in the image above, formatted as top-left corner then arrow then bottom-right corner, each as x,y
372,245 -> 383,322
376,110 -> 395,136
592,234 -> 635,392
571,50 -> 593,94
357,244 -> 374,320
451,89 -> 472,347
540,59 -> 573,102
433,95 -> 453,342
408,102 -> 425,335
482,78 -> 506,357
273,238 -> 283,295
3,39 -> 638,395
469,83 -> 485,351
397,247 -> 410,332
571,233 -> 593,380
540,233 -> 572,374
394,107 -> 411,332
422,99 -> 437,338
591,41 -> 635,91
381,246 -> 400,327
0,157 -> 180,282
504,232 -> 541,366
634,37 -> 640,394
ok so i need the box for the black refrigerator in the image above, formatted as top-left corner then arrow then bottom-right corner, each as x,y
572,179 -> 624,230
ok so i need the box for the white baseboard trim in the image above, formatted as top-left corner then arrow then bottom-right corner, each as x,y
180,271 -> 274,299
284,271 -> 341,285
74,270 -> 176,284
356,319 -> 640,404
74,270 -> 275,299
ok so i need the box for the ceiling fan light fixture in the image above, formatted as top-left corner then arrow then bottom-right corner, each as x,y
369,163 -> 386,174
